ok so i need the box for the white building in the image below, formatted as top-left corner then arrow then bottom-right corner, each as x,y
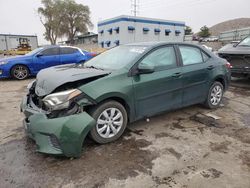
98,15 -> 185,48
0,34 -> 38,51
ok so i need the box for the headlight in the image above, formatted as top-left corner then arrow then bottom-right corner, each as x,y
0,61 -> 8,65
43,89 -> 82,111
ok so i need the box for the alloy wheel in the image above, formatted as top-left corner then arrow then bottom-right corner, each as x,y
13,65 -> 28,80
210,85 -> 223,106
96,108 -> 123,138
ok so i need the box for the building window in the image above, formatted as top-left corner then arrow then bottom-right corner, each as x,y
105,41 -> 111,47
128,26 -> 135,33
99,30 -> 104,35
100,42 -> 104,48
143,27 -> 149,34
114,40 -> 120,46
107,28 -> 112,35
114,27 -> 119,34
154,28 -> 161,35
165,29 -> 171,36
175,30 -> 181,36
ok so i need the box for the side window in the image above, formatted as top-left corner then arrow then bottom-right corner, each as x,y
60,47 -> 78,55
179,46 -> 203,65
42,48 -> 59,56
140,46 -> 177,70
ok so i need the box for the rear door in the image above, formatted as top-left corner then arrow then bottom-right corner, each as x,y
60,47 -> 81,65
177,45 -> 211,106
34,47 -> 60,72
132,45 -> 183,119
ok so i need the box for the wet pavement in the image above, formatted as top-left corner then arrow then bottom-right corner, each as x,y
0,78 -> 250,188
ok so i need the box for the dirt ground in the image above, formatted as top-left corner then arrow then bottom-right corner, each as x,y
0,78 -> 250,188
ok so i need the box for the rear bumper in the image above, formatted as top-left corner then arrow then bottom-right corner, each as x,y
231,67 -> 250,75
21,95 -> 96,157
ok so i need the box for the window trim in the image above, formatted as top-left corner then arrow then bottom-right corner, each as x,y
177,44 -> 211,67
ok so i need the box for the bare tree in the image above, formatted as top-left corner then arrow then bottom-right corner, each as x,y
38,0 -> 63,44
61,0 -> 93,45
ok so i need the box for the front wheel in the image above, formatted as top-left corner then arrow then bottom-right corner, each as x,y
89,100 -> 128,144
11,65 -> 29,80
204,81 -> 224,109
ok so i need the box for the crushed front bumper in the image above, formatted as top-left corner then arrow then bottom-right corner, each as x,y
21,95 -> 96,157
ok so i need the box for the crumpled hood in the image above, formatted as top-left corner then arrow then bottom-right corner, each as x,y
218,44 -> 250,55
35,64 -> 111,96
0,55 -> 32,62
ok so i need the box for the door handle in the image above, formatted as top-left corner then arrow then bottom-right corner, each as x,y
172,72 -> 182,78
207,65 -> 215,70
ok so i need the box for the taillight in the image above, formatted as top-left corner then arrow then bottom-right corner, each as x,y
225,62 -> 232,69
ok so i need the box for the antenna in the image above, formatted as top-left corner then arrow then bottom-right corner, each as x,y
131,0 -> 139,17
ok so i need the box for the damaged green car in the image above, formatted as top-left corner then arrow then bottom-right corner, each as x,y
21,42 -> 231,157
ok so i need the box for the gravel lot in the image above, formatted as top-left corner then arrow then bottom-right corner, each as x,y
0,78 -> 250,188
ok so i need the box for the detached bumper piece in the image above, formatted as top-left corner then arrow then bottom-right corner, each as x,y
22,96 -> 96,157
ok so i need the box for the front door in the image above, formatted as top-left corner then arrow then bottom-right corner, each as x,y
132,45 -> 183,119
34,47 -> 60,72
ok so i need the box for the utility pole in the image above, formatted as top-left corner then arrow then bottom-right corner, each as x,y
131,0 -> 139,17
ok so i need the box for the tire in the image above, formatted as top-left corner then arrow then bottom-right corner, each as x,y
204,81 -> 224,109
11,65 -> 29,80
89,100 -> 128,144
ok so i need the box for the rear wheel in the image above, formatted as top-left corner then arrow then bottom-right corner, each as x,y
89,100 -> 128,144
204,81 -> 224,109
11,65 -> 29,80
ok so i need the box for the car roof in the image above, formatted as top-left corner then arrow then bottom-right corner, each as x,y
42,45 -> 80,50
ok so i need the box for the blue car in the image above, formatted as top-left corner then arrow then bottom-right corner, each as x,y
0,46 -> 95,80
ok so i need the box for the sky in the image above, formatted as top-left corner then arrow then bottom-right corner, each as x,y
0,0 -> 249,45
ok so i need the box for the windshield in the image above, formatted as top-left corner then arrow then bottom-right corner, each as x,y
238,36 -> 250,46
84,45 -> 148,70
25,47 -> 44,56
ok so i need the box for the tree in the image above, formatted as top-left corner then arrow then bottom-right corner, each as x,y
61,0 -> 93,45
198,25 -> 211,38
38,0 -> 92,45
38,0 -> 64,44
184,26 -> 193,35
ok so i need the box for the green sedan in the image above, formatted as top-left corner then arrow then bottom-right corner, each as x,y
21,42 -> 231,157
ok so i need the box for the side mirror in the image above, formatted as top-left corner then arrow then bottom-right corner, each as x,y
137,63 -> 155,74
36,53 -> 43,57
